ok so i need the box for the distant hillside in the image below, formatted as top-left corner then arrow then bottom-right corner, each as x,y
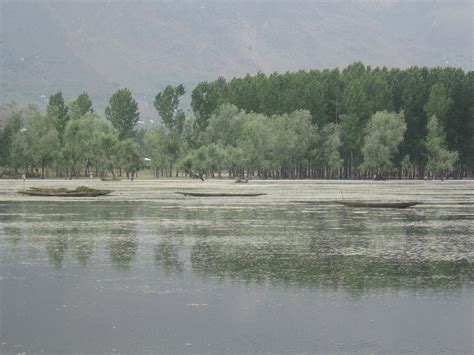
1,0 -> 472,122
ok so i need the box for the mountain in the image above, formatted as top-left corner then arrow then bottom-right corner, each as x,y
1,0 -> 472,120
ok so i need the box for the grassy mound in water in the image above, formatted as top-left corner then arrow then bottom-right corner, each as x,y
20,186 -> 112,197
29,187 -> 69,192
75,186 -> 100,193
29,186 -> 99,192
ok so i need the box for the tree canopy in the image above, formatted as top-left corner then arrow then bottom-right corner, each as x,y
361,111 -> 407,176
154,84 -> 186,132
425,115 -> 458,177
0,63 -> 471,179
47,91 -> 69,143
105,88 -> 140,140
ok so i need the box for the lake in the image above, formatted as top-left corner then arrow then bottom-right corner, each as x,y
1,179 -> 473,354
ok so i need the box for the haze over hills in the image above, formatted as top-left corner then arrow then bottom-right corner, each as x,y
1,0 -> 472,120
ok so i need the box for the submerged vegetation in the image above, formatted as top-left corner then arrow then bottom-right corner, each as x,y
0,62 -> 472,179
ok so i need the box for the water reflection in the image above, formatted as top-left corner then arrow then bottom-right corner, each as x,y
188,206 -> 473,292
2,181 -> 473,354
0,201 -> 140,269
69,229 -> 95,267
1,198 -> 473,292
109,227 -> 138,270
154,238 -> 184,274
190,242 -> 473,291
46,233 -> 68,269
43,226 -> 97,268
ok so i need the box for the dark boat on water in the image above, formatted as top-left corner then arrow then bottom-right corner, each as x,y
176,192 -> 266,197
100,177 -> 122,181
18,186 -> 112,197
335,200 -> 421,208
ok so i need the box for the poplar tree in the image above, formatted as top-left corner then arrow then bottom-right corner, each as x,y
70,92 -> 94,120
47,91 -> 69,143
154,84 -> 186,132
105,88 -> 140,140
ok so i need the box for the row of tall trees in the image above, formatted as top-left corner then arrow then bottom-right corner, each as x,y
144,103 -> 457,180
0,63 -> 471,179
191,63 -> 473,177
0,90 -> 142,179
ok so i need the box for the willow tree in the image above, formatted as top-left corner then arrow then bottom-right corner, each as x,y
154,84 -> 186,132
10,111 -> 60,177
425,115 -> 458,178
144,124 -> 168,178
62,112 -> 112,177
361,111 -> 406,177
320,123 -> 343,177
27,114 -> 60,178
117,139 -> 142,180
0,109 -> 22,168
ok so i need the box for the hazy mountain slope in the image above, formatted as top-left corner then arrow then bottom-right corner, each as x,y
0,1 -> 116,107
1,0 -> 472,116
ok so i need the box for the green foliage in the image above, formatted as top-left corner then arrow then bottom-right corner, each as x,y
400,155 -> 414,177
105,88 -> 139,140
144,123 -> 182,177
361,111 -> 407,175
340,113 -> 363,173
191,77 -> 227,129
204,104 -> 242,147
206,143 -> 227,176
29,115 -> 60,176
165,130 -> 183,175
320,123 -> 343,174
342,81 -> 369,120
225,146 -> 246,174
425,115 -> 458,177
187,145 -> 210,176
154,84 -> 186,132
70,92 -> 94,120
63,112 -> 110,175
1,63 -> 472,179
96,129 -> 120,177
239,112 -> 274,173
364,72 -> 394,114
11,109 -> 60,176
47,91 -> 69,143
424,83 -> 452,128
60,112 -> 126,177
10,132 -> 29,171
118,139 -> 142,179
271,110 -> 317,177
181,117 -> 201,151
0,110 -> 22,166
144,124 -> 168,173
183,143 -> 227,177
190,64 -> 473,175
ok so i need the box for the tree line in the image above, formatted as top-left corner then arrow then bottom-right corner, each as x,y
0,62 -> 472,179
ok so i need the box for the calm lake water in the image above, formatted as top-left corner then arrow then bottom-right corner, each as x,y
0,179 -> 473,354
